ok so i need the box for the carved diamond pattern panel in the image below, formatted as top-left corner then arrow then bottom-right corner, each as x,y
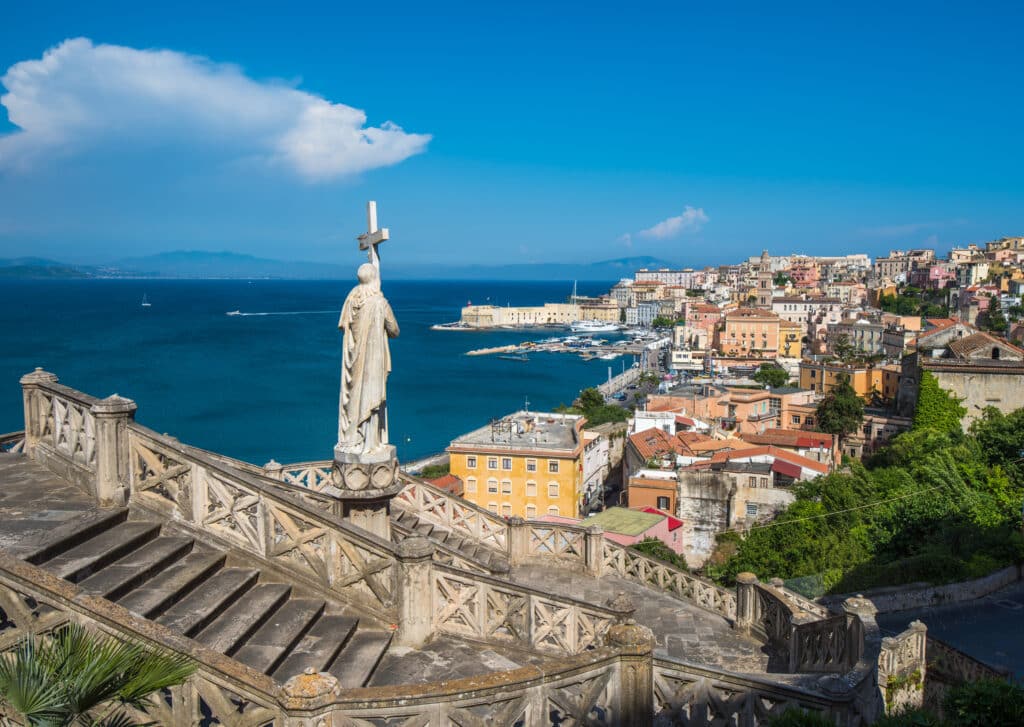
329,533 -> 395,609
283,466 -> 332,492
449,696 -> 528,726
532,599 -> 574,654
194,680 -> 279,727
529,527 -> 584,560
52,397 -> 96,467
546,669 -> 614,726
0,585 -> 67,651
268,504 -> 328,580
433,573 -> 481,638
198,469 -> 264,553
130,435 -> 191,514
483,588 -> 528,645
575,610 -> 612,653
652,672 -> 809,726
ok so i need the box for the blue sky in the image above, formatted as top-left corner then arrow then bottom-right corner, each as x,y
1,1 -> 1021,267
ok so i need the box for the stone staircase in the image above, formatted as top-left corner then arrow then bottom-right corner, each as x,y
391,507 -> 508,572
13,507 -> 392,687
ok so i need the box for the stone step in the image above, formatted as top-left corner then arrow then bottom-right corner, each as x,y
157,567 -> 259,635
197,583 -> 293,655
78,536 -> 194,600
117,549 -> 226,618
41,521 -> 161,583
330,629 -> 392,689
272,615 -> 359,683
16,507 -> 129,564
231,598 -> 325,674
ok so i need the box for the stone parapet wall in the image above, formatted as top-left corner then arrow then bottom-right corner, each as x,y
821,564 -> 1023,614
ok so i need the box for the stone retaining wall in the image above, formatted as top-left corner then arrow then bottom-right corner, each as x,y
821,564 -> 1023,614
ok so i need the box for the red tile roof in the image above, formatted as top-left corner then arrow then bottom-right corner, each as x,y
427,473 -> 464,496
706,446 -> 829,474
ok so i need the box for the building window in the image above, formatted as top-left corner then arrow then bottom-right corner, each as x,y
501,504 -> 512,517
466,456 -> 477,469
746,503 -> 759,518
526,504 -> 537,519
488,503 -> 498,514
487,457 -> 498,470
791,415 -> 801,425
526,480 -> 537,497
501,479 -> 512,495
656,496 -> 670,510
502,457 -> 513,470
760,477 -> 769,487
748,476 -> 757,487
547,506 -> 560,516
548,460 -> 559,474
526,458 -> 537,472
487,478 -> 498,493
466,477 -> 477,494
548,482 -> 559,498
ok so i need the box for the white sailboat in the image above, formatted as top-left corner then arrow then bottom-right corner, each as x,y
141,294 -> 152,308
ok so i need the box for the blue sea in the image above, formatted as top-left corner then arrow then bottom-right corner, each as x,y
0,279 -> 628,465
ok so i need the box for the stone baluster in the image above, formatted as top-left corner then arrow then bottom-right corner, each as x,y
91,395 -> 137,507
734,572 -> 759,634
585,525 -> 605,577
395,536 -> 435,648
605,619 -> 655,727
19,368 -> 58,456
506,516 -> 529,566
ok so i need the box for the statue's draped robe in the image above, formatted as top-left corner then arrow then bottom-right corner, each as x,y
338,286 -> 399,451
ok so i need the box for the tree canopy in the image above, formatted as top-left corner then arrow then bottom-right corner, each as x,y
815,373 -> 864,440
707,402 -> 1024,595
752,365 -> 788,388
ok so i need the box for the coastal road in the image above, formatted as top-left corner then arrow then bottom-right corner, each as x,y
876,580 -> 1024,680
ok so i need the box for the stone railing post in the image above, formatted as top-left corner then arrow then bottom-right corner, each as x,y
841,595 -> 877,667
734,572 -> 759,634
585,525 -> 605,577
395,537 -> 435,648
90,395 -> 137,507
263,459 -> 284,481
19,368 -> 58,456
605,620 -> 655,727
507,516 -> 529,566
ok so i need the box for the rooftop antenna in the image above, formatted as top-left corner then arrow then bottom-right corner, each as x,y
524,395 -> 531,413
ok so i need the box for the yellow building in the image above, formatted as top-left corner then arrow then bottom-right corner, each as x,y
447,412 -> 585,519
798,361 -> 896,402
779,318 -> 803,358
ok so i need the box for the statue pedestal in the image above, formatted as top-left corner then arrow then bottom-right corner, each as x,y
331,445 -> 402,540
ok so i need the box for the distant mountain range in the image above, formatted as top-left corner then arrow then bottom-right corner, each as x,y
0,251 -> 677,281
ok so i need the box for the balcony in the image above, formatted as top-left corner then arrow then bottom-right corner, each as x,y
747,411 -> 778,422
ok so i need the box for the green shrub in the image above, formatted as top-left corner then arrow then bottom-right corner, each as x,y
943,679 -> 1024,727
767,709 -> 836,726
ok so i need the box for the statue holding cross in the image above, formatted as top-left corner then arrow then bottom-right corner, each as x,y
336,201 -> 400,461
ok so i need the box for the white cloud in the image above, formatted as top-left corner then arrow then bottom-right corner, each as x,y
0,38 -> 430,181
637,206 -> 708,239
618,233 -> 632,248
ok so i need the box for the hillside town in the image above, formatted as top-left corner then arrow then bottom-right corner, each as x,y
427,237 -> 1024,570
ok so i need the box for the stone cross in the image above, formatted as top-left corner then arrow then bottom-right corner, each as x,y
357,201 -> 389,271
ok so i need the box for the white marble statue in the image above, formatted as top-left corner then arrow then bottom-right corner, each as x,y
337,204 -> 400,457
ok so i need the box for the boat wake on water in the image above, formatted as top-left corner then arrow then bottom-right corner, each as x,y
226,310 -> 337,317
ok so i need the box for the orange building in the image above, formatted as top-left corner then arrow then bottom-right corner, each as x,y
716,308 -> 782,357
